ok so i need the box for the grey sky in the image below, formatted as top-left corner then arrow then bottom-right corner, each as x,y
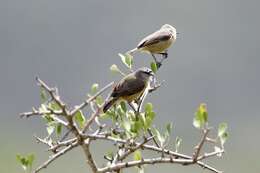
1,0 -> 259,172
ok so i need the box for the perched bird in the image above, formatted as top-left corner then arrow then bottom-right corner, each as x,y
103,67 -> 154,113
128,24 -> 177,67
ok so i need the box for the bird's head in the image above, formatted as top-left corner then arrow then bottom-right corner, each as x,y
136,67 -> 154,80
161,24 -> 177,40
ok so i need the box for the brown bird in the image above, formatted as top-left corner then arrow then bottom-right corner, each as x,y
103,67 -> 154,113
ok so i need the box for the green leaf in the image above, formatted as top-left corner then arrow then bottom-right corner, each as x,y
16,154 -> 35,171
193,103 -> 208,129
145,103 -> 153,113
16,154 -> 27,170
218,123 -> 228,137
133,150 -> 142,161
110,64 -> 120,74
220,132 -> 228,146
43,114 -> 54,123
120,101 -> 127,112
27,154 -> 35,168
74,110 -> 86,128
56,123 -> 62,136
132,119 -> 142,134
175,136 -> 182,152
39,104 -> 48,113
150,62 -> 158,73
48,101 -> 61,111
218,123 -> 228,147
105,151 -> 114,160
145,111 -> 155,129
144,103 -> 156,130
125,53 -> 133,68
119,53 -> 133,69
122,119 -> 131,133
153,128 -> 165,147
166,123 -> 173,137
96,95 -> 104,106
91,83 -> 99,94
40,87 -> 48,103
46,124 -> 55,135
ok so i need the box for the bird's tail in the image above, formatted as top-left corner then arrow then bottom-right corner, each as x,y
103,98 -> 117,113
126,48 -> 138,55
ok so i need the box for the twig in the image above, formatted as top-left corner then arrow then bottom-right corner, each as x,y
60,129 -> 73,142
118,136 -> 154,161
98,157 -> 194,173
206,137 -> 218,144
193,128 -> 210,161
147,128 -> 160,148
70,82 -> 114,115
82,90 -> 113,133
48,138 -> 78,152
197,149 -> 225,161
34,135 -> 53,148
36,77 -> 67,113
82,107 -> 103,133
33,142 -> 78,173
20,109 -> 64,118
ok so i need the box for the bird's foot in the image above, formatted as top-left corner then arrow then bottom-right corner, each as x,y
156,61 -> 162,68
159,52 -> 168,59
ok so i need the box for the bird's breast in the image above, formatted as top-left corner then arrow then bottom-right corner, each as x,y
142,38 -> 174,53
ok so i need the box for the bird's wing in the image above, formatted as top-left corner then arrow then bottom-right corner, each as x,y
111,77 -> 145,98
137,30 -> 171,49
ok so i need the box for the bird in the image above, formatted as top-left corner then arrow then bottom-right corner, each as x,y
103,67 -> 154,113
127,24 -> 177,67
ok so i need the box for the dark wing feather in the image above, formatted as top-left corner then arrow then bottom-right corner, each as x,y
111,77 -> 145,97
137,30 -> 171,49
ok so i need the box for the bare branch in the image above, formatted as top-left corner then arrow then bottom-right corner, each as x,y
98,157 -> 194,173
36,77 -> 67,112
34,135 -> 53,148
81,89 -> 112,133
48,138 -> 77,153
86,134 -> 222,173
20,78 -> 225,173
70,82 -> 114,115
118,136 -> 154,161
147,128 -> 160,148
197,149 -> 225,161
33,142 -> 78,173
193,128 -> 210,161
81,140 -> 98,173
20,109 -> 64,118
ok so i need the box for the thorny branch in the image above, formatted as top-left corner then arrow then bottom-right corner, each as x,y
20,78 -> 225,173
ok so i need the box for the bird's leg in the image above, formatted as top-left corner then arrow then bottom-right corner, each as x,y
137,89 -> 149,113
159,50 -> 168,59
155,50 -> 168,69
151,53 -> 158,62
128,102 -> 137,112
128,102 -> 140,121
151,54 -> 162,68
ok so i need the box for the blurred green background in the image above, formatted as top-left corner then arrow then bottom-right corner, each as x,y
1,0 -> 259,172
